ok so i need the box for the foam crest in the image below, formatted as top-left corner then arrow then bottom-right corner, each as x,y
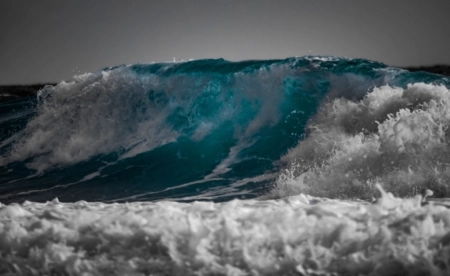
276,83 -> 450,199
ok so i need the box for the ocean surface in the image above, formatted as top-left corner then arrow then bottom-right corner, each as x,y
1,56 -> 450,275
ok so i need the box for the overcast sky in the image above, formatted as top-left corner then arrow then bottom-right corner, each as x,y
1,0 -> 450,84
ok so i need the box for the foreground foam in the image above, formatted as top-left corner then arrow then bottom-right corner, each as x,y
1,191 -> 449,275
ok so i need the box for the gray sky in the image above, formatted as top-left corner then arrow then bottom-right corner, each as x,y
1,0 -> 450,84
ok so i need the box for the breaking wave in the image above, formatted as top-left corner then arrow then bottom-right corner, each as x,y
0,57 -> 449,203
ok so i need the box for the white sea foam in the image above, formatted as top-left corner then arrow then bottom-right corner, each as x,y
1,189 -> 449,275
275,83 -> 450,199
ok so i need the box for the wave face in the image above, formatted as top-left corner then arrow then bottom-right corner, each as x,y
0,57 -> 449,203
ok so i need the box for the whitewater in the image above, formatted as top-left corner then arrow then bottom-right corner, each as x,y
1,56 -> 450,275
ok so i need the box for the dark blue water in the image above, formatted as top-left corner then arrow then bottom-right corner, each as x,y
0,57 -> 448,204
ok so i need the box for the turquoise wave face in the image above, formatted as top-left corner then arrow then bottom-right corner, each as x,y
0,57 -> 448,203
